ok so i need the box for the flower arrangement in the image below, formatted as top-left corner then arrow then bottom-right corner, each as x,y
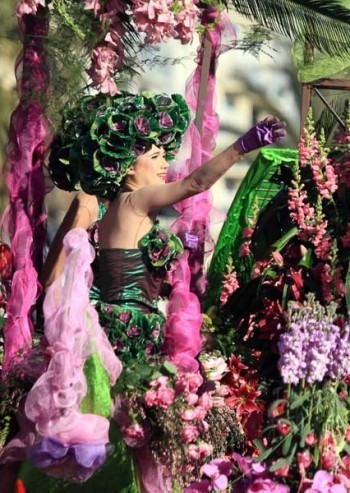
197,110 -> 350,492
112,354 -> 243,490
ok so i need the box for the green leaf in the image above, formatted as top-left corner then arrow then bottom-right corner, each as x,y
298,249 -> 313,268
162,361 -> 178,375
229,0 -> 350,58
290,393 -> 309,410
255,446 -> 275,461
270,227 -> 299,252
300,422 -> 312,447
282,433 -> 293,456
269,458 -> 289,472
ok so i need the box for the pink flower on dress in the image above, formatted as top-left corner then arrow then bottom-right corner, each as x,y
86,46 -> 121,96
16,0 -> 45,17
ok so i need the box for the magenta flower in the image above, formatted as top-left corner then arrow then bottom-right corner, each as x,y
202,458 -> 232,491
158,112 -> 173,128
305,470 -> 347,493
134,116 -> 151,135
181,425 -> 199,443
184,480 -> 211,493
246,478 -> 290,492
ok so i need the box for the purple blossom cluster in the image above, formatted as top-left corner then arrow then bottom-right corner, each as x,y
278,300 -> 350,385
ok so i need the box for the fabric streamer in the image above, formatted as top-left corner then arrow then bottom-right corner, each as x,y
23,228 -> 122,482
164,9 -> 237,372
2,7 -> 50,375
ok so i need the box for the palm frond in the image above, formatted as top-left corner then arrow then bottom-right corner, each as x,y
228,0 -> 350,58
314,95 -> 346,141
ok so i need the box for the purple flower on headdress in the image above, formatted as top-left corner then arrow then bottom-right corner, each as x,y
158,112 -> 173,128
156,95 -> 172,106
134,142 -> 148,156
112,120 -> 128,132
159,133 -> 173,145
102,156 -> 119,173
134,116 -> 150,135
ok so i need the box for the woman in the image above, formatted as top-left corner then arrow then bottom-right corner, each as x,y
11,91 -> 286,492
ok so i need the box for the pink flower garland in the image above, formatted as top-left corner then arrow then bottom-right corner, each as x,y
131,0 -> 200,45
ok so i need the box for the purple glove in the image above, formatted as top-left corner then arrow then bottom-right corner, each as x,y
234,116 -> 287,154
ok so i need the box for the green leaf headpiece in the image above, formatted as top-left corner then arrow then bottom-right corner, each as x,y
49,92 -> 190,199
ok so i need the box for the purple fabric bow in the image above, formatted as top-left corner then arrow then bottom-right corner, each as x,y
28,436 -> 107,477
234,117 -> 287,154
179,231 -> 199,250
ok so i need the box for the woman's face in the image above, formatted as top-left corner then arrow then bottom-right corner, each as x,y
128,144 -> 169,188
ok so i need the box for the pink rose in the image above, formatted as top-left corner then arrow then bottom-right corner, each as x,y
198,392 -> 213,412
198,442 -> 212,459
156,386 -> 175,409
186,393 -> 199,405
181,409 -> 198,422
305,432 -> 318,446
181,425 -> 199,444
144,389 -> 158,407
175,372 -> 203,395
123,423 -> 150,448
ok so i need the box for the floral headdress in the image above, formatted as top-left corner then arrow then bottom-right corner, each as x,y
49,92 -> 190,199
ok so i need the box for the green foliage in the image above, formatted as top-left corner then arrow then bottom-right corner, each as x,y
229,0 -> 350,58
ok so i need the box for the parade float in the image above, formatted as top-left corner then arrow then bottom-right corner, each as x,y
1,1 -> 350,492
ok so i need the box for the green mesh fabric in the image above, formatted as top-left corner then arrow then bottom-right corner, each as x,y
19,424 -> 139,493
79,353 -> 111,417
292,40 -> 350,82
204,148 -> 299,310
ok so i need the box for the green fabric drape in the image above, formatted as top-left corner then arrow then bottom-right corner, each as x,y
205,148 -> 299,310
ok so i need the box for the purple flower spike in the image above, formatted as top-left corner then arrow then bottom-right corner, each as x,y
134,116 -> 150,135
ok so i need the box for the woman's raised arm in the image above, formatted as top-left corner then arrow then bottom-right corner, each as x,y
132,116 -> 286,213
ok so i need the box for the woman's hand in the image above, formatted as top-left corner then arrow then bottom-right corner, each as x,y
233,116 -> 287,154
